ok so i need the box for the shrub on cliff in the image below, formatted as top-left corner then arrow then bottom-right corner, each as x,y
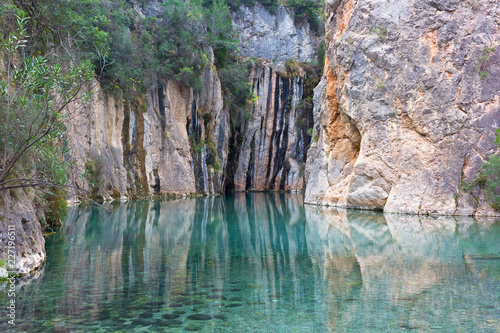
285,0 -> 322,31
317,40 -> 325,70
0,7 -> 94,214
463,129 -> 500,211
226,0 -> 279,14
477,129 -> 500,210
96,0 -> 239,97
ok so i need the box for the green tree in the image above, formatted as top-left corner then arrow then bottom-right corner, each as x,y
317,40 -> 325,70
0,9 -> 94,193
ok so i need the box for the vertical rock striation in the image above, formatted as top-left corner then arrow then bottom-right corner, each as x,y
306,0 -> 500,216
229,4 -> 321,191
233,63 -> 314,191
66,60 -> 229,199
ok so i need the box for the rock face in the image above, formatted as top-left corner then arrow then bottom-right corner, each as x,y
66,61 -> 229,199
229,4 -> 321,191
0,191 -> 46,276
232,4 -> 319,62
305,0 -> 500,216
232,63 -> 314,191
66,2 -> 324,198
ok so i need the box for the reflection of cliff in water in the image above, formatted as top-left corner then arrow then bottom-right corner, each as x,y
305,206 -> 500,331
9,194 -> 498,332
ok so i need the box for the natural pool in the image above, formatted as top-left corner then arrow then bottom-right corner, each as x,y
1,193 -> 500,332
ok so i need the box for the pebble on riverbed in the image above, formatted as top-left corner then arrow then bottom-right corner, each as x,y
169,303 -> 184,308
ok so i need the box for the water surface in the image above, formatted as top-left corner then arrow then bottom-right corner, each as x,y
1,193 -> 500,332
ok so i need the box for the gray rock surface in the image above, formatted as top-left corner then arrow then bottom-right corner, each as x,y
232,4 -> 319,62
233,62 -> 314,191
66,61 -> 229,199
305,0 -> 500,216
0,191 -> 46,275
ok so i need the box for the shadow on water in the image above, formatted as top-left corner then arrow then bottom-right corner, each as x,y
1,193 -> 499,332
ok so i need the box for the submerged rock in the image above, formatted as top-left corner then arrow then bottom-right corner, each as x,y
169,303 -> 184,308
225,303 -> 242,308
186,314 -> 213,320
165,319 -> 183,327
162,314 -> 180,320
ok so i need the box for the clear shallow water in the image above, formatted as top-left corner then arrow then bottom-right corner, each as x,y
1,193 -> 500,332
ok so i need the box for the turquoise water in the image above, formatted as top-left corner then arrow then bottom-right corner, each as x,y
1,193 -> 500,332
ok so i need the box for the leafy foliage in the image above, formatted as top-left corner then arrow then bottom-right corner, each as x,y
463,129 -> 500,211
285,0 -> 322,31
219,57 -> 254,128
316,40 -> 325,70
81,156 -> 105,200
226,0 -> 279,13
0,8 -> 94,194
2,0 -> 109,65
96,0 -> 240,98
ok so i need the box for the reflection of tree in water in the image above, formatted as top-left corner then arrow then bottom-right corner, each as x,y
3,196 -> 499,332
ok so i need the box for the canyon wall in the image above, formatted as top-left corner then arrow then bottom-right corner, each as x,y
0,4 -> 319,276
232,63 -> 314,191
65,4 -> 320,197
305,0 -> 500,216
231,4 -> 318,62
66,56 -> 230,199
229,5 -> 320,191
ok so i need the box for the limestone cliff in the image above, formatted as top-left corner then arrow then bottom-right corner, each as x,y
0,4 -> 320,275
0,191 -> 46,277
229,4 -> 321,191
231,4 -> 319,62
65,4 -> 321,197
305,0 -> 500,216
66,60 -> 229,199
232,62 -> 315,191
